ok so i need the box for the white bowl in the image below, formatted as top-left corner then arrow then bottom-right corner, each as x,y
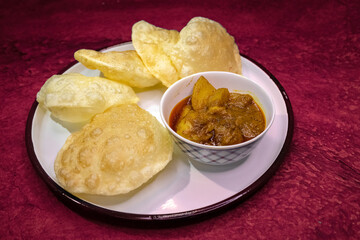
160,71 -> 275,165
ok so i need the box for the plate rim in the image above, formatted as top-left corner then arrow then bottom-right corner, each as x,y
25,42 -> 294,225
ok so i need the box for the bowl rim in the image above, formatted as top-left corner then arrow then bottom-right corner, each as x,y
160,71 -> 276,150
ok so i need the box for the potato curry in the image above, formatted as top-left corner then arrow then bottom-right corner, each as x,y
170,76 -> 265,146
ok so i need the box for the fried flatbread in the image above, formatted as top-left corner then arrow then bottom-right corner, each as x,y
132,17 -> 242,87
74,49 -> 160,88
54,104 -> 173,195
36,73 -> 139,122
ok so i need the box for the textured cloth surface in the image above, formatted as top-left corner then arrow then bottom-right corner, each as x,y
1,0 -> 359,239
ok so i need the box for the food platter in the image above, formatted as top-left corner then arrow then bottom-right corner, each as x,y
25,42 -> 293,224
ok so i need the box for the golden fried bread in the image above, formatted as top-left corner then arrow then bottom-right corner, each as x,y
54,104 -> 173,195
132,17 -> 242,87
37,73 -> 139,122
74,49 -> 160,88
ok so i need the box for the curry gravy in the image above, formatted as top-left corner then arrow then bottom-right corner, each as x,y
170,93 -> 266,146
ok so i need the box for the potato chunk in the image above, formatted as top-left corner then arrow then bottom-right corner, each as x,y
191,76 -> 215,110
176,110 -> 214,143
208,88 -> 230,107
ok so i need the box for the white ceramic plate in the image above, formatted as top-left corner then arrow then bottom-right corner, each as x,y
26,42 -> 293,223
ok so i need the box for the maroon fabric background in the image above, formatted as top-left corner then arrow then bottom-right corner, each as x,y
1,0 -> 359,239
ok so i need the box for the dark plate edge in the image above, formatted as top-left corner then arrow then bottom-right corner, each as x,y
25,44 -> 294,227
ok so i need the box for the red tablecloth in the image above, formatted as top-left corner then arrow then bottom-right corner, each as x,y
1,0 -> 359,239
